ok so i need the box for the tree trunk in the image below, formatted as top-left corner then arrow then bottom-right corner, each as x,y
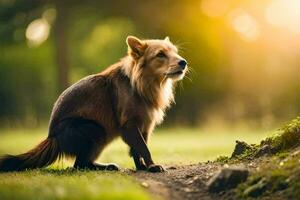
53,1 -> 69,93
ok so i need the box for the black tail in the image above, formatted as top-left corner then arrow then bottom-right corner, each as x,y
0,137 -> 60,172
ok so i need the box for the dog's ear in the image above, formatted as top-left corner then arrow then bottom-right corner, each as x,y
164,36 -> 170,42
126,36 -> 147,59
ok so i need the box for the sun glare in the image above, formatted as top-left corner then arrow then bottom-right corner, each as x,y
266,0 -> 300,33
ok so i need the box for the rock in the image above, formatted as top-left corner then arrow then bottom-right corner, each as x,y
231,140 -> 252,158
185,174 -> 194,178
207,167 -> 249,193
183,187 -> 193,192
168,166 -> 177,170
243,178 -> 267,197
141,182 -> 149,188
255,145 -> 271,157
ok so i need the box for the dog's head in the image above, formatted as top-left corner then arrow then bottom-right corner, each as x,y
126,36 -> 187,82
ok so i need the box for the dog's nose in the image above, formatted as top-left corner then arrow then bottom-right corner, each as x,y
178,60 -> 187,69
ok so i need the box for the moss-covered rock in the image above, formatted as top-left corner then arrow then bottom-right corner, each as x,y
212,117 -> 300,199
207,167 -> 249,193
261,117 -> 300,152
236,149 -> 300,199
229,117 -> 300,161
232,117 -> 300,199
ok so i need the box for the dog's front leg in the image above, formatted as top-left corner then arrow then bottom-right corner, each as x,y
121,125 -> 165,173
129,148 -> 147,170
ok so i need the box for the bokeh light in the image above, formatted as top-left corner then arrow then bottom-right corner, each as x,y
42,8 -> 57,24
25,18 -> 50,47
230,9 -> 260,42
265,0 -> 300,33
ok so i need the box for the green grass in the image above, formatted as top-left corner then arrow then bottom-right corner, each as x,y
0,127 -> 269,200
0,170 -> 151,200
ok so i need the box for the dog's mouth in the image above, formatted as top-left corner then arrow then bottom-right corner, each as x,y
165,70 -> 184,76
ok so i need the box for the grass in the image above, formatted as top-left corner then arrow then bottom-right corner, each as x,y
0,170 -> 151,200
0,127 -> 269,200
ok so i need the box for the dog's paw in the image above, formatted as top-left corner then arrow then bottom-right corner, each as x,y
136,163 -> 147,171
147,164 -> 166,173
105,163 -> 120,171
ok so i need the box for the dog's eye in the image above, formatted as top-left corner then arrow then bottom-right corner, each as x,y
156,51 -> 167,58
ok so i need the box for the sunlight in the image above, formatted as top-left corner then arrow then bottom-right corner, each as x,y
25,18 -> 50,47
200,0 -> 229,18
230,9 -> 260,42
265,0 -> 300,33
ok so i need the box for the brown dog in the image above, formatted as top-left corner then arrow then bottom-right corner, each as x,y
0,36 -> 187,173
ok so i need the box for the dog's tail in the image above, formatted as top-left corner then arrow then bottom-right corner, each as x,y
0,137 -> 60,172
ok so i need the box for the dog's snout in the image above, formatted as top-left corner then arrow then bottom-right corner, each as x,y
178,60 -> 187,69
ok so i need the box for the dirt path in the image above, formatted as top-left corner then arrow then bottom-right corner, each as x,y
126,118 -> 300,200
128,163 -> 225,200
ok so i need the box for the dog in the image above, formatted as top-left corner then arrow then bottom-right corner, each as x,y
0,36 -> 187,173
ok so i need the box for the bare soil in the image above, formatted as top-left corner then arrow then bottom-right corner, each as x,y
128,162 -> 248,200
128,155 -> 297,200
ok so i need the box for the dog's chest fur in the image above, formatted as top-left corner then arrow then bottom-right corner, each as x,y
115,70 -> 173,134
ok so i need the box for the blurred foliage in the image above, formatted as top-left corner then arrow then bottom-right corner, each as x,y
0,0 -> 300,127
